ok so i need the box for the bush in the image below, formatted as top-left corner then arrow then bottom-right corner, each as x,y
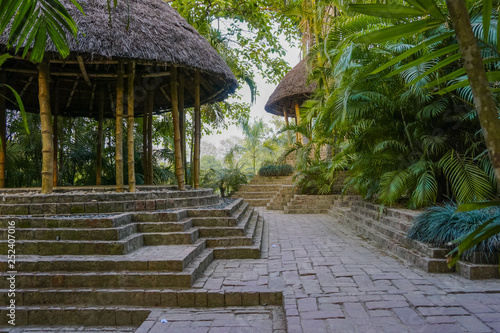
258,164 -> 293,177
407,203 -> 500,261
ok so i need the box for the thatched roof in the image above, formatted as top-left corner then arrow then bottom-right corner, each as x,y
265,58 -> 316,117
0,0 -> 238,118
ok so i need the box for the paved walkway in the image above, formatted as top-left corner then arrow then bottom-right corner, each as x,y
193,209 -> 500,333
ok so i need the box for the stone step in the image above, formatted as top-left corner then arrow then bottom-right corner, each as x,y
205,210 -> 259,248
0,306 -> 150,326
4,288 -> 283,310
0,223 -> 138,241
284,208 -> 329,214
191,202 -> 249,228
456,261 -> 500,280
0,241 -> 207,272
142,228 -> 199,245
0,213 -> 134,229
335,208 -> 453,273
241,198 -> 271,207
0,194 -> 220,216
186,199 -> 244,218
136,218 -> 193,233
198,206 -> 253,238
213,215 -> 264,259
0,233 -> 144,255
236,185 -> 284,192
232,192 -> 276,199
0,249 -> 214,289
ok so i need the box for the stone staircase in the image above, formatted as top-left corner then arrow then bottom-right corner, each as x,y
232,175 -> 294,207
284,194 -> 359,214
266,185 -> 295,210
0,189 -> 276,327
328,200 -> 500,280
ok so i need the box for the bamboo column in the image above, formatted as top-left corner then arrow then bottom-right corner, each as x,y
283,110 -> 291,146
193,70 -> 201,189
170,67 -> 185,190
147,90 -> 153,185
0,72 -> 6,188
38,59 -> 54,194
127,61 -> 136,192
96,85 -> 104,185
115,61 -> 124,192
53,82 -> 59,187
142,95 -> 148,184
178,71 -> 187,185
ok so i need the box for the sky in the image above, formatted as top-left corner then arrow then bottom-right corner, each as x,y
203,38 -> 302,147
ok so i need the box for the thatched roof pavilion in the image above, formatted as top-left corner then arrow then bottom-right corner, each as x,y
264,58 -> 316,144
0,0 -> 238,193
264,58 -> 316,118
0,0 -> 238,118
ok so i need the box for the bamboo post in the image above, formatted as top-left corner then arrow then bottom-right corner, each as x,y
170,67 -> 185,191
178,70 -> 187,184
127,61 -> 136,192
96,85 -> 104,185
283,110 -> 291,146
53,81 -> 59,187
193,70 -> 201,189
142,96 -> 148,184
115,61 -> 124,192
38,59 -> 54,194
0,72 -> 6,188
147,90 -> 154,185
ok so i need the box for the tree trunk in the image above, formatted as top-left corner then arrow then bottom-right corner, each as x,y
53,82 -> 59,188
294,103 -> 302,144
96,85 -> 104,185
284,110 -> 291,146
142,98 -> 148,184
115,61 -> 124,192
193,70 -> 201,189
446,0 -> 500,186
178,71 -> 187,184
38,59 -> 54,194
171,67 -> 185,190
127,61 -> 136,192
0,72 -> 6,188
147,90 -> 154,185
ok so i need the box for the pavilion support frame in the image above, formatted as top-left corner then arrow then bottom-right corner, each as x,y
178,70 -> 187,185
115,61 -> 124,192
147,90 -> 154,185
53,80 -> 60,188
293,101 -> 302,144
38,59 -> 54,194
171,67 -> 185,191
96,86 -> 104,185
127,61 -> 136,192
142,96 -> 148,184
0,72 -> 6,188
193,70 -> 201,189
283,110 -> 291,146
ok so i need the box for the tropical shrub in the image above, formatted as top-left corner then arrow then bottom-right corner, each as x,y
407,203 -> 500,261
258,164 -> 293,177
201,166 -> 248,197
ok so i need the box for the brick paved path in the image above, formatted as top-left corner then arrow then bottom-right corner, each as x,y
194,209 -> 500,333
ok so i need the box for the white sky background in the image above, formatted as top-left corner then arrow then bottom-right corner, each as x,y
203,36 -> 302,149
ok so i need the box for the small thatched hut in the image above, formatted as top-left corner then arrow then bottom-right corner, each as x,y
264,58 -> 316,144
0,0 -> 238,193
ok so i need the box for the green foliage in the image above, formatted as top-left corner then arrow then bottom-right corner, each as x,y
407,203 -> 500,261
201,165 -> 248,197
258,164 -> 293,177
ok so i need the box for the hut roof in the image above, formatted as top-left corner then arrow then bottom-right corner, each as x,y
0,0 -> 238,118
264,58 -> 316,117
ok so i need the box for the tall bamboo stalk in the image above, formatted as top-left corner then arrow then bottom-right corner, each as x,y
96,85 -> 104,185
127,61 -> 136,192
53,82 -> 59,187
147,90 -> 154,185
178,71 -> 187,184
142,96 -> 148,184
193,70 -> 201,189
38,59 -> 54,194
294,102 -> 301,144
115,61 -> 124,192
0,72 -> 6,188
170,67 -> 185,190
283,110 -> 291,146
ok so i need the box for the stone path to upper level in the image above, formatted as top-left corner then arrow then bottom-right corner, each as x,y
191,208 -> 500,333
